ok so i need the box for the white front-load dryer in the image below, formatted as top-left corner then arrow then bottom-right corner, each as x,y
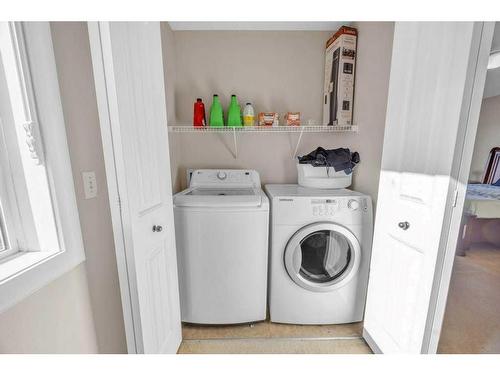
264,184 -> 373,324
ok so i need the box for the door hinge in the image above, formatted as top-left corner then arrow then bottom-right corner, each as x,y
452,189 -> 459,207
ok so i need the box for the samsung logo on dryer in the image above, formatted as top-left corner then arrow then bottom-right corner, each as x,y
279,198 -> 294,202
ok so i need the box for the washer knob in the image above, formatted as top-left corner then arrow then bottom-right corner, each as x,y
217,171 -> 227,180
348,199 -> 360,211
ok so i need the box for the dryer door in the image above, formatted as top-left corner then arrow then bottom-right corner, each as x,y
284,222 -> 361,292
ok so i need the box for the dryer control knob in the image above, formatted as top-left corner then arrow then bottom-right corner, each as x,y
217,171 -> 227,180
348,199 -> 360,211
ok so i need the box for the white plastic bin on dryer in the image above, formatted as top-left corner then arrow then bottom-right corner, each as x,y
296,161 -> 353,189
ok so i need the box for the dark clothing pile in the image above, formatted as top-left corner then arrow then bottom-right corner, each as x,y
298,147 -> 360,175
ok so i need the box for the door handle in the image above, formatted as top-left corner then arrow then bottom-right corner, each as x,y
398,221 -> 410,230
152,225 -> 163,232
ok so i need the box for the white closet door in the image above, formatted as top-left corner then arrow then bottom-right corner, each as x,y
363,22 -> 492,354
89,22 -> 181,354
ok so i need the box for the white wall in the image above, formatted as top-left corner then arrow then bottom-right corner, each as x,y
161,22 -> 183,192
469,95 -> 500,182
0,264 -> 98,353
163,22 -> 394,203
483,22 -> 500,99
0,22 -> 128,354
50,22 -> 127,353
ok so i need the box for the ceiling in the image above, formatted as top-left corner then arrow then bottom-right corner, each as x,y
168,22 -> 348,31
484,22 -> 500,99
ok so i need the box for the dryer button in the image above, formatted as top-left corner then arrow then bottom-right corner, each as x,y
348,199 -> 360,211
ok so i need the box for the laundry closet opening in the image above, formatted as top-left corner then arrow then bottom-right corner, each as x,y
160,22 -> 394,354
438,23 -> 500,353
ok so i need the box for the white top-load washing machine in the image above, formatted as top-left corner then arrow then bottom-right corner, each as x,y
174,170 -> 269,324
264,184 -> 373,325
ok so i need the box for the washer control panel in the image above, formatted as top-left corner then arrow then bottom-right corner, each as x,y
190,169 -> 261,188
217,171 -> 227,180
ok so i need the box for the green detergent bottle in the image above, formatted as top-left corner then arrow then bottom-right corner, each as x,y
209,94 -> 224,127
227,95 -> 242,127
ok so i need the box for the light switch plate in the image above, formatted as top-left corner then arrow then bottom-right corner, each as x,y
82,171 -> 97,199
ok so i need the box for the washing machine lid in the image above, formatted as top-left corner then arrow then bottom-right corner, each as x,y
174,187 -> 263,207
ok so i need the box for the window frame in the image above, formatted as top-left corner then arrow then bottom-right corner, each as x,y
0,21 -> 85,313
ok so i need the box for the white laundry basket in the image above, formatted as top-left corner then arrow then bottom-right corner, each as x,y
297,162 -> 353,189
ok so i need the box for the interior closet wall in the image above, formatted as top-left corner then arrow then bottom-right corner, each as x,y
469,95 -> 500,182
163,22 -> 394,203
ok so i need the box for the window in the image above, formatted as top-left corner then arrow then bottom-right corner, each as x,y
0,22 -> 85,312
0,204 -> 8,252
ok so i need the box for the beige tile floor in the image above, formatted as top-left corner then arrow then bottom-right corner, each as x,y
179,320 -> 370,354
178,337 -> 371,354
182,320 -> 363,340
438,246 -> 500,353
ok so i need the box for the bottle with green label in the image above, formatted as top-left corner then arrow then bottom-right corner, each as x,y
209,94 -> 224,127
227,95 -> 242,127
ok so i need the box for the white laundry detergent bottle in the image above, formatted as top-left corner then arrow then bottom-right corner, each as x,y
243,103 -> 255,126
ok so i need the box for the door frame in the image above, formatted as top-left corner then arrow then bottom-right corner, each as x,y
87,21 -> 138,354
420,22 -> 495,353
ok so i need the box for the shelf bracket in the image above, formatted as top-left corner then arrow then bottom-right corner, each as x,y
232,127 -> 238,159
292,127 -> 305,160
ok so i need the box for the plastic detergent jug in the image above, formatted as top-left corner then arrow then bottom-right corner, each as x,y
209,94 -> 224,127
243,103 -> 255,126
227,95 -> 242,127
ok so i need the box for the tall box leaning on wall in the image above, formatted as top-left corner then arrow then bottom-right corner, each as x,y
323,26 -> 357,126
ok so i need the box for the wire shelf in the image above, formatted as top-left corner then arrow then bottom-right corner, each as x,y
168,125 -> 358,133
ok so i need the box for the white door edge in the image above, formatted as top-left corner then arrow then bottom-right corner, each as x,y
87,21 -> 138,354
88,21 -> 182,354
421,21 -> 495,354
362,328 -> 382,354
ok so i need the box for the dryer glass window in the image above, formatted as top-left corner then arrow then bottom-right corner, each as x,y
298,230 -> 351,283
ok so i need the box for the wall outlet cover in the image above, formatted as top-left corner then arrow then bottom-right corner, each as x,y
82,171 -> 98,199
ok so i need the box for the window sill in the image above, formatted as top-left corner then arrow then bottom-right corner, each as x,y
0,246 -> 85,313
0,249 -> 62,284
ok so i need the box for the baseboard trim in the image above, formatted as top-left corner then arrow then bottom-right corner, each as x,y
362,328 -> 382,354
183,336 -> 363,342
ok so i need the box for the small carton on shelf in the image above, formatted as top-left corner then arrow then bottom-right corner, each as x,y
258,112 -> 279,126
323,25 -> 357,126
284,112 -> 301,126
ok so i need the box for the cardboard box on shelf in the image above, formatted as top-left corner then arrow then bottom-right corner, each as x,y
258,112 -> 279,126
284,112 -> 301,126
323,26 -> 357,126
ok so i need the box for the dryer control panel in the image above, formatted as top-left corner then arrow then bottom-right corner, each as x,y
265,184 -> 373,226
311,199 -> 339,217
311,197 -> 369,217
